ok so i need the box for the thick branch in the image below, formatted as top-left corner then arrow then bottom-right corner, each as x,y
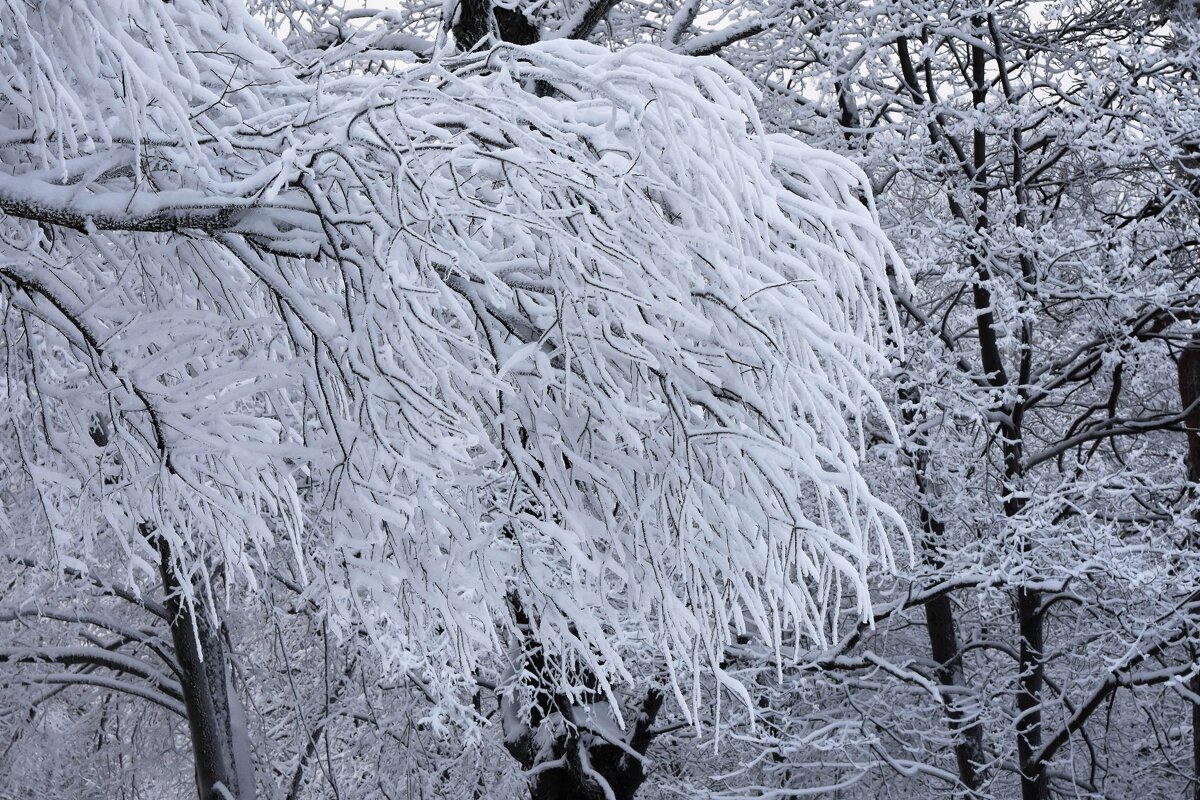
0,173 -> 251,233
0,606 -> 178,675
1035,631 -> 1189,765
554,0 -> 621,40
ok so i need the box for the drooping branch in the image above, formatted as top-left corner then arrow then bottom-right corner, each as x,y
5,671 -> 187,717
0,645 -> 183,701
0,554 -> 169,621
0,606 -> 178,675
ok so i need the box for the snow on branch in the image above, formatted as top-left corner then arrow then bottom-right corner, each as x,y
0,0 -> 907,722
0,174 -> 251,233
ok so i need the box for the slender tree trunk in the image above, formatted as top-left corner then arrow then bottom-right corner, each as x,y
900,393 -> 984,794
959,22 -> 1045,799
896,22 -> 1044,795
1193,669 -> 1200,800
924,592 -> 984,794
152,530 -> 254,800
1176,342 -> 1200,800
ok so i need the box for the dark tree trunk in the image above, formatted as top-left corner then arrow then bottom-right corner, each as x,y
1178,344 -> 1200,483
1176,342 -> 1200,800
966,22 -> 1043,799
501,594 -> 661,800
504,689 -> 663,800
153,530 -> 253,800
901,391 -> 985,794
451,0 -> 539,50
924,581 -> 985,794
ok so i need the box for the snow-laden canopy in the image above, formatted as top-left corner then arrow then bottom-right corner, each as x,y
0,0 -> 904,716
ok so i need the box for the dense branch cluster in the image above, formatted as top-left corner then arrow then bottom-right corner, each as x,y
0,3 -> 906,798
6,1 -> 1200,799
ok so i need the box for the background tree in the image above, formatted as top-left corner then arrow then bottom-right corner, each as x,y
673,2 -> 1200,798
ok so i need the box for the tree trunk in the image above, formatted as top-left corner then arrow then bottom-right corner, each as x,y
451,0 -> 539,50
924,586 -> 985,794
1176,342 -> 1200,800
153,530 -> 254,800
900,392 -> 984,794
503,689 -> 663,800
965,23 -> 1043,799
501,594 -> 661,800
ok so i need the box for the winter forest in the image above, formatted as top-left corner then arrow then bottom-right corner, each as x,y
2,0 -> 1200,799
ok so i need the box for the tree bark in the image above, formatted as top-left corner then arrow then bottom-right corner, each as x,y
1176,342 -> 1200,800
901,392 -> 985,795
962,23 -> 1043,799
501,595 -> 661,800
153,530 -> 254,800
504,688 -> 663,800
451,0 -> 539,50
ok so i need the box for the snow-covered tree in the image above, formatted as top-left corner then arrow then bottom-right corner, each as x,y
364,2 -> 1200,798
0,2 -> 906,798
253,2 -> 1200,798
683,3 -> 1200,798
